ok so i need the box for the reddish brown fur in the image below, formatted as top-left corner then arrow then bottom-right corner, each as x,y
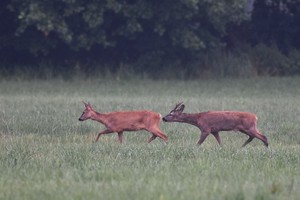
163,103 -> 268,147
78,102 -> 168,143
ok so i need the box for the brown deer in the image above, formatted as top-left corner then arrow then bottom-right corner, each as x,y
78,102 -> 168,143
163,103 -> 268,147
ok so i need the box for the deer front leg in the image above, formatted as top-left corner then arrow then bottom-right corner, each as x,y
212,132 -> 222,145
147,127 -> 168,142
118,132 -> 123,144
241,136 -> 254,147
95,129 -> 113,142
197,131 -> 210,145
148,134 -> 157,143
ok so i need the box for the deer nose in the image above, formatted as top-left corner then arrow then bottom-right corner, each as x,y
162,117 -> 167,122
78,118 -> 83,121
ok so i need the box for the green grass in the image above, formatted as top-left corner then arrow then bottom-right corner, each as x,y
0,77 -> 299,200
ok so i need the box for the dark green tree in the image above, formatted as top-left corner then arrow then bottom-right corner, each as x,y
0,0 -> 254,77
250,0 -> 300,51
6,1 -> 250,56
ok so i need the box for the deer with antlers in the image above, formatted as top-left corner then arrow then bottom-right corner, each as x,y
163,103 -> 268,147
78,102 -> 168,143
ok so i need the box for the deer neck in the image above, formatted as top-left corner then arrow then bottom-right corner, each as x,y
91,111 -> 107,124
177,113 -> 199,127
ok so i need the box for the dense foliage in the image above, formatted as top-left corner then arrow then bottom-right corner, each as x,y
0,0 -> 300,78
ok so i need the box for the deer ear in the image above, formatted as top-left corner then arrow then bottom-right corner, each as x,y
174,102 -> 182,110
83,101 -> 93,110
174,102 -> 184,111
87,102 -> 94,110
83,101 -> 88,107
177,104 -> 185,113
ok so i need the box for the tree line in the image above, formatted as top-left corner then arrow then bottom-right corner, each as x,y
1,0 -> 300,78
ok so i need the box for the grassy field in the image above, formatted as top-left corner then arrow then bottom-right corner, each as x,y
0,77 -> 299,200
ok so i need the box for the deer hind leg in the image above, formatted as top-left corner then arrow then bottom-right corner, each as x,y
147,128 -> 168,143
95,129 -> 113,142
242,128 -> 268,147
252,128 -> 268,147
197,131 -> 210,145
212,132 -> 222,145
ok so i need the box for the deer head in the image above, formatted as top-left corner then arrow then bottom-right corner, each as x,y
162,102 -> 185,122
78,102 -> 95,121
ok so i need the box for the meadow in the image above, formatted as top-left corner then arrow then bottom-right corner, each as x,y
0,77 -> 299,200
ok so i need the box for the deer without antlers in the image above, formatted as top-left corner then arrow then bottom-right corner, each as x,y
78,102 -> 168,143
163,103 -> 268,147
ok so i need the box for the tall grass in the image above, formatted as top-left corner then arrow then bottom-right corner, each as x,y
0,77 -> 299,199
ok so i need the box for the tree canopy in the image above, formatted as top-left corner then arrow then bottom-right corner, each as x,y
1,0 -> 300,77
